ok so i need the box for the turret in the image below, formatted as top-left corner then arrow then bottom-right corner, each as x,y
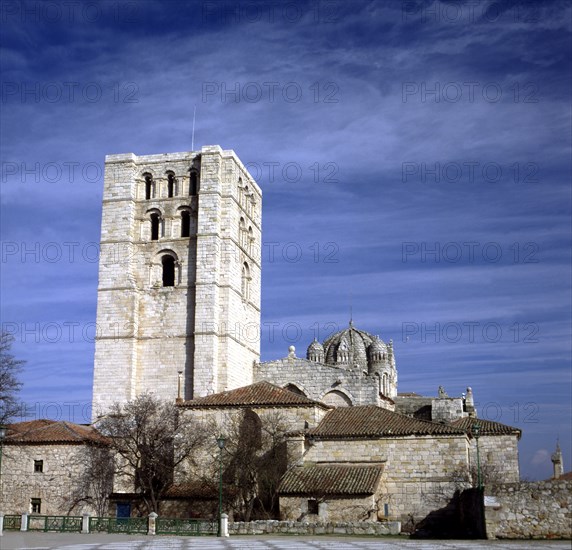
552,440 -> 563,479
464,386 -> 476,417
307,339 -> 324,362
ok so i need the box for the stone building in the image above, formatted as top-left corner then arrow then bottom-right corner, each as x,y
0,420 -> 108,516
92,146 -> 262,418
279,405 -> 472,522
86,146 -> 523,526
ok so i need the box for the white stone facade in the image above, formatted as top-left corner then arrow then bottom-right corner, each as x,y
92,146 -> 262,417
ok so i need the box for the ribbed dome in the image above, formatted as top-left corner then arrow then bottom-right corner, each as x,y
308,339 -> 324,352
323,322 -> 377,370
307,338 -> 325,362
369,337 -> 386,355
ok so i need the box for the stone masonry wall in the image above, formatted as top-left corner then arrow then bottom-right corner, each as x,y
229,519 -> 401,536
301,435 -> 470,526
255,356 -> 387,408
280,495 -> 377,522
470,435 -> 520,483
484,479 -> 571,539
175,405 -> 327,485
0,444 -> 96,516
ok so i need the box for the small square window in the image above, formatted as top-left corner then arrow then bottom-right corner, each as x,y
307,499 -> 319,515
31,498 -> 41,514
34,460 -> 43,473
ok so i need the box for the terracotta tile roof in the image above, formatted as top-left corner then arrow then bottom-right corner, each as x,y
307,405 -> 467,438
450,417 -> 522,439
279,464 -> 384,495
5,419 -> 108,445
179,381 -> 328,409
557,471 -> 572,481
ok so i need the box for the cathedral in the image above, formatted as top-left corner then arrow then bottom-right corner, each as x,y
88,145 -> 521,526
3,146 -> 569,539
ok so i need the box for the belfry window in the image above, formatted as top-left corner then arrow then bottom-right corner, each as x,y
241,262 -> 250,301
239,217 -> 246,248
144,174 -> 153,200
167,173 -> 175,198
190,171 -> 199,196
181,211 -> 191,238
150,213 -> 160,241
162,255 -> 175,287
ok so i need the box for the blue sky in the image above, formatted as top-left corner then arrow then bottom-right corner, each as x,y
0,0 -> 570,480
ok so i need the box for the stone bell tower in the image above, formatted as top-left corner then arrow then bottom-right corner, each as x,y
92,146 -> 261,418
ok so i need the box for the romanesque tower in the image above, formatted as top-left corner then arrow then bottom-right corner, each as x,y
92,146 -> 261,418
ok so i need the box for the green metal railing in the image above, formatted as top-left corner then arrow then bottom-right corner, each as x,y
156,517 -> 217,536
3,515 -> 21,530
1,514 -> 217,536
28,515 -> 83,532
88,516 -> 147,534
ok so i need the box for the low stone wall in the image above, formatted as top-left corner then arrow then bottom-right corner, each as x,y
229,520 -> 401,536
484,479 -> 571,539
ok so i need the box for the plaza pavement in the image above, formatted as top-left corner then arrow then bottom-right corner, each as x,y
0,532 -> 571,550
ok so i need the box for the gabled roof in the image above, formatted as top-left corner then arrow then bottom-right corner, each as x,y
5,420 -> 108,445
307,405 -> 467,438
178,381 -> 329,409
450,417 -> 522,439
279,464 -> 384,495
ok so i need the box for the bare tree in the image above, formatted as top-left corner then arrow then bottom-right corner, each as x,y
64,445 -> 115,517
0,331 -> 24,425
97,394 -> 208,514
205,409 -> 290,521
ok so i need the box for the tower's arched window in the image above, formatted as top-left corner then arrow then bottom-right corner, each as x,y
241,262 -> 250,300
162,255 -> 175,287
189,170 -> 199,196
144,174 -> 154,200
248,226 -> 254,254
181,210 -> 191,238
239,217 -> 246,248
167,173 -> 175,198
243,185 -> 249,209
150,213 -> 160,241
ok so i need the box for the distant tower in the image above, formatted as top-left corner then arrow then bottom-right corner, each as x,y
551,440 -> 563,479
92,146 -> 261,418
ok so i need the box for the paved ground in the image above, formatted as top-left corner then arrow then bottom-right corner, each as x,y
0,533 -> 571,550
